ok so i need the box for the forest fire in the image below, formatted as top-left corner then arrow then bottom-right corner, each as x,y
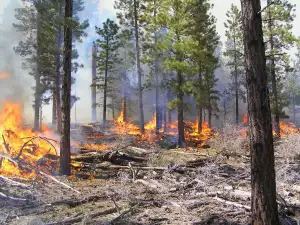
240,113 -> 299,137
0,102 -> 57,178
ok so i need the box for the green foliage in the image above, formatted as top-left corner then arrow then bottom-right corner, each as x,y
94,19 -> 120,100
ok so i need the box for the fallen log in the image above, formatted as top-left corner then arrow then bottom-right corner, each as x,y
213,196 -> 251,210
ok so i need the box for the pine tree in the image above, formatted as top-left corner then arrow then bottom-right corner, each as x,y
60,0 -> 73,176
188,0 -> 220,131
240,0 -> 280,223
262,0 -> 298,137
94,19 -> 120,127
224,4 -> 245,125
156,0 -> 195,147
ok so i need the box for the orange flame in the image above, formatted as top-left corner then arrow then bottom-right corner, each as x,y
240,113 -> 299,138
145,113 -> 156,131
0,72 -> 9,79
0,102 -> 57,178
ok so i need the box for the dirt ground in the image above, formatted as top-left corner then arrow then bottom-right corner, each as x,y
1,133 -> 300,225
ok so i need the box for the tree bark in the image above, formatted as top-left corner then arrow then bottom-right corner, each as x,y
33,12 -> 42,132
60,0 -> 73,176
55,0 -> 64,133
133,0 -> 145,133
267,1 -> 280,138
177,70 -> 185,147
292,95 -> 296,124
91,45 -> 97,122
103,38 -> 109,127
240,0 -> 280,224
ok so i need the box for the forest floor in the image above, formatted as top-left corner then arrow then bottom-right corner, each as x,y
1,127 -> 300,225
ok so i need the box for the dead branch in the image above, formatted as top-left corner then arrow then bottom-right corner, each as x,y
2,134 -> 10,154
0,152 -> 80,195
39,171 -> 81,195
0,175 -> 28,188
15,136 -> 58,160
0,191 -> 28,202
45,207 -> 118,225
214,196 -> 251,210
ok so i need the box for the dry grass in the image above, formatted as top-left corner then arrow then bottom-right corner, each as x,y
209,123 -> 249,157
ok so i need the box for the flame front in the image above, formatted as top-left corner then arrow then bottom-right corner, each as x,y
0,102 -> 57,178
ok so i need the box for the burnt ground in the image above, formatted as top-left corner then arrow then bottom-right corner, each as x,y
1,131 -> 300,225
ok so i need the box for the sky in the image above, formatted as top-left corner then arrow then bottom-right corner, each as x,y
0,0 -> 299,125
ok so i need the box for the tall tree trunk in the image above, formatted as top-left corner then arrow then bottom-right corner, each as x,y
208,98 -> 212,128
55,0 -> 63,133
155,58 -> 160,134
103,39 -> 109,127
91,45 -> 97,122
198,107 -> 203,134
167,89 -> 172,123
60,0 -> 73,176
52,91 -> 57,126
33,13 -> 42,132
197,69 -> 203,134
133,0 -> 144,133
267,0 -> 280,138
293,95 -> 296,124
177,70 -> 185,147
240,0 -> 280,224
234,36 -> 239,125
163,90 -> 167,132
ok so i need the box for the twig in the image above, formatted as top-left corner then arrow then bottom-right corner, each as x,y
40,171 -> 81,195
257,0 -> 279,15
15,136 -> 58,160
110,197 -> 121,214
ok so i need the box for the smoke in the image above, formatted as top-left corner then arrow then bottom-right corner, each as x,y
0,0 -> 33,125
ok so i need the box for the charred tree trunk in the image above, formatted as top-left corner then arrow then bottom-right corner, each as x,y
33,13 -> 42,132
55,0 -> 63,133
103,38 -> 109,128
91,45 -> 97,122
198,107 -> 203,134
60,0 -> 73,176
240,0 -> 280,224
133,0 -> 144,133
